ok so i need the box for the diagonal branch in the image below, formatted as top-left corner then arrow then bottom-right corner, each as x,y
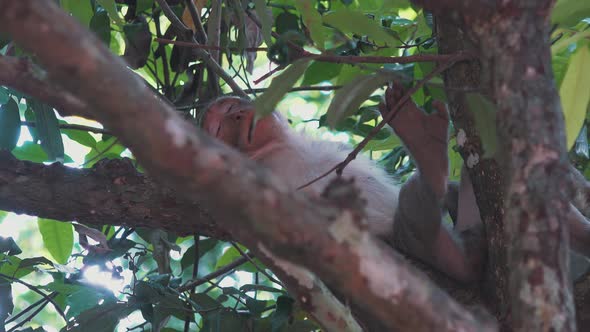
0,55 -> 91,118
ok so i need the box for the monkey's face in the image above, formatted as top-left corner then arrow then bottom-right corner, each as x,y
203,97 -> 287,156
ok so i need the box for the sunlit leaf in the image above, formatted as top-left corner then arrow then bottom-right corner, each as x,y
560,44 -> 590,150
62,127 -> 97,149
38,218 -> 73,264
551,0 -> 590,27
11,142 -> 49,163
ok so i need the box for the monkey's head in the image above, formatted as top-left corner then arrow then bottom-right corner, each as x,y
202,97 -> 289,157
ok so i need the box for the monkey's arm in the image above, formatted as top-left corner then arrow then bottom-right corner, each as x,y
382,84 -> 485,282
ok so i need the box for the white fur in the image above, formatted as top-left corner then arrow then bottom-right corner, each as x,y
254,128 -> 400,237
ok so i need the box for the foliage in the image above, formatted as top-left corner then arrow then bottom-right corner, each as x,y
0,0 -> 589,331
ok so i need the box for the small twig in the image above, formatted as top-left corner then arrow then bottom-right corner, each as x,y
22,121 -> 109,135
183,0 -> 207,43
297,54 -> 465,190
178,254 -> 253,292
7,297 -> 52,332
230,242 -> 284,287
244,85 -> 343,94
0,273 -> 67,324
254,65 -> 286,85
304,52 -> 474,65
155,0 -> 248,98
5,291 -> 58,324
155,38 -> 268,52
82,138 -> 120,166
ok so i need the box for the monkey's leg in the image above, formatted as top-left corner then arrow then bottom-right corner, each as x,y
382,85 -> 484,281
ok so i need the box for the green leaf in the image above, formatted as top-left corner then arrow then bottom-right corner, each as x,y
38,218 -> 73,264
0,87 -> 9,104
0,254 -> 34,279
61,302 -> 136,332
561,44 -> 590,150
11,142 -> 49,163
271,296 -> 294,332
551,0 -> 590,27
96,0 -> 124,26
466,93 -> 498,158
29,101 -> 64,162
295,1 -> 326,50
202,310 -> 249,332
253,59 -> 311,120
301,61 -> 342,85
254,0 -> 272,46
0,98 -> 21,151
62,127 -> 97,149
323,9 -> 398,46
0,237 -> 22,256
90,9 -> 111,45
136,0 -> 154,14
60,0 -> 94,26
326,72 -> 393,127
363,134 -> 401,152
275,12 -> 300,35
66,288 -> 117,319
180,238 -> 219,272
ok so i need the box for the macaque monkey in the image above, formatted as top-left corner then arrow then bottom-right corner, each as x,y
202,84 -> 590,282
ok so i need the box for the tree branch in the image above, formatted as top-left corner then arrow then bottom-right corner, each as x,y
0,1 -> 495,330
154,0 -> 245,98
0,55 -> 91,118
0,152 -> 227,239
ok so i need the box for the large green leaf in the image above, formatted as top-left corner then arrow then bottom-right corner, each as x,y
253,59 -> 311,120
326,72 -> 393,127
552,0 -> 590,27
301,61 -> 342,85
60,0 -> 94,26
11,142 -> 49,163
90,9 -> 111,45
96,0 -> 124,26
0,98 -> 21,151
323,9 -> 398,46
29,101 -> 65,162
38,218 -> 73,264
561,44 -> 590,150
295,1 -> 326,50
254,0 -> 272,46
61,126 -> 97,149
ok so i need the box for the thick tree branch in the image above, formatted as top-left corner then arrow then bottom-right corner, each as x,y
0,152 -> 227,238
430,1 -> 575,330
0,1 -> 494,331
0,55 -> 91,118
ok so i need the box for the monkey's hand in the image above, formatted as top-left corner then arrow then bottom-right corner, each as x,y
379,82 -> 449,200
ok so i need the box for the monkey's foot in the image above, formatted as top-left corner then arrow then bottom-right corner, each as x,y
380,83 -> 449,199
